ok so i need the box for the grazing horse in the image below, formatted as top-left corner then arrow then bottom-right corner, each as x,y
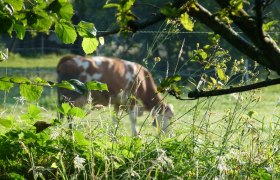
57,55 -> 174,135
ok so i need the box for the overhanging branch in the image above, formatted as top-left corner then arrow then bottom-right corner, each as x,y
215,0 -> 280,74
187,3 -> 277,72
188,78 -> 280,99
97,1 -> 279,73
97,0 -> 190,37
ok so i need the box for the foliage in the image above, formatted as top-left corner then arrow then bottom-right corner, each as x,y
1,88 -> 280,178
100,0 -> 280,98
0,75 -> 108,102
104,0 -> 136,32
0,0 -> 100,56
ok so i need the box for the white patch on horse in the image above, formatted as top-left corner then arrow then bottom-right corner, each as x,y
93,57 -> 104,67
125,71 -> 134,82
90,73 -> 103,81
74,58 -> 90,70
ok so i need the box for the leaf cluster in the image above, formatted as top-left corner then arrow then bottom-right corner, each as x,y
0,0 -> 100,54
0,76 -> 108,102
104,0 -> 136,32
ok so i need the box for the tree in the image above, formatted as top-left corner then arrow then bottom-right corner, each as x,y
100,0 -> 280,99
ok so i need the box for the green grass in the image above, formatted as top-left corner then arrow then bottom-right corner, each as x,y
0,53 -> 62,68
1,56 -> 280,179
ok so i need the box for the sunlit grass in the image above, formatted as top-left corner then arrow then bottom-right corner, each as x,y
0,53 -> 63,68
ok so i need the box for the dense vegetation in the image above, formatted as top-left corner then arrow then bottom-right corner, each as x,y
1,55 -> 280,179
0,0 -> 280,179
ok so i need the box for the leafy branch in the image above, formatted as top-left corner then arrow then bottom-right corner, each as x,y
0,0 -> 100,55
0,76 -> 108,101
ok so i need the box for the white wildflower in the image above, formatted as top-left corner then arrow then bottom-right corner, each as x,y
50,130 -> 60,140
230,93 -> 244,101
156,149 -> 174,169
217,155 -> 228,173
13,96 -> 26,105
74,155 -> 86,171
265,166 -> 273,173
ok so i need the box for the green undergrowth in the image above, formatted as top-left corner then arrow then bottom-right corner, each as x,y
1,54 -> 280,178
0,85 -> 280,179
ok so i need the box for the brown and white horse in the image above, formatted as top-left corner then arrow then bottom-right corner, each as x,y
57,55 -> 174,135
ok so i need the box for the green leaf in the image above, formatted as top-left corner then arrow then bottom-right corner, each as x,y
58,103 -> 71,115
82,37 -> 99,54
0,118 -> 13,128
0,77 -> 14,91
171,75 -> 182,82
68,79 -> 87,94
0,81 -> 13,91
203,44 -> 210,49
198,49 -> 207,60
20,84 -> 43,101
74,131 -> 90,146
55,81 -> 75,91
22,104 -> 41,120
69,107 -> 86,118
9,172 -> 25,180
180,13 -> 194,31
210,77 -> 217,84
10,76 -> 31,84
263,20 -> 278,31
28,104 -> 41,117
6,0 -> 24,11
216,67 -> 227,81
47,0 -> 62,14
103,3 -> 120,9
123,0 -> 135,11
248,110 -> 258,118
14,24 -> 25,40
59,1 -> 74,20
51,163 -> 58,169
230,0 -> 243,10
55,21 -> 77,44
32,10 -> 53,31
35,77 -> 51,86
86,81 -> 108,91
77,21 -> 97,38
47,0 -> 73,20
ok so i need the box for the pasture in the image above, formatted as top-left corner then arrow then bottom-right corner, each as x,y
0,54 -> 280,179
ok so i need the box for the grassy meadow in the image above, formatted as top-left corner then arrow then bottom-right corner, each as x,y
0,54 -> 280,179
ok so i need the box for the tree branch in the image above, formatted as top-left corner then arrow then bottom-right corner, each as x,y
255,0 -> 266,45
187,3 -> 276,72
97,0 -> 280,74
97,0 -> 190,37
188,78 -> 280,99
215,0 -> 280,74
